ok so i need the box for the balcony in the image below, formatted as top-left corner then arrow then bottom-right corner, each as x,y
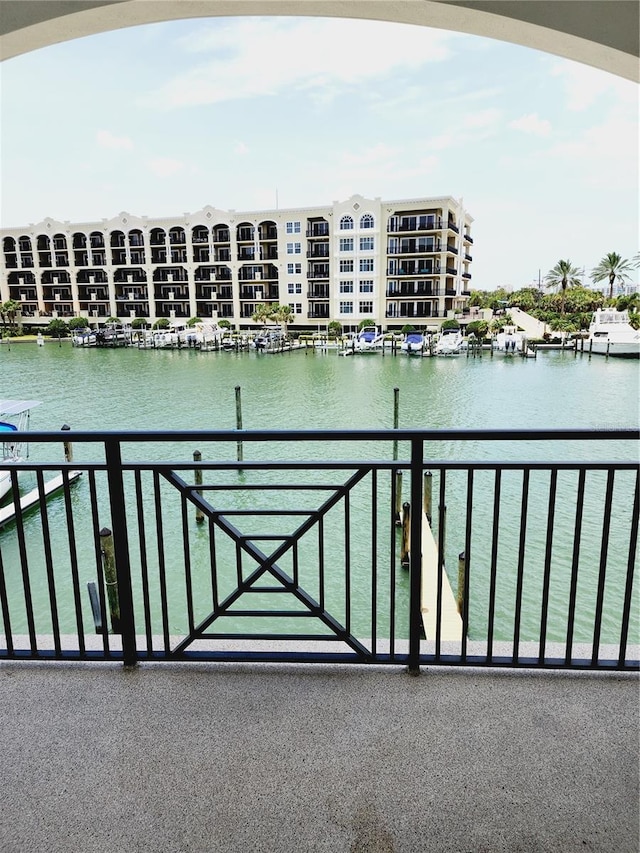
308,285 -> 330,299
446,246 -> 458,255
463,272 -> 472,280
445,288 -> 457,296
0,427 -> 637,851
446,267 -> 457,276
448,221 -> 459,233
307,246 -> 329,258
307,225 -> 329,238
464,233 -> 474,244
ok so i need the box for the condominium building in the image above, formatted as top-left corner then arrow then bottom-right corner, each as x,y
0,194 -> 473,331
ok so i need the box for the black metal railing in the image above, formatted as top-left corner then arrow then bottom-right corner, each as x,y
0,429 -> 637,673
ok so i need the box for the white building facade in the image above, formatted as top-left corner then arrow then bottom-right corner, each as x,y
0,194 -> 473,331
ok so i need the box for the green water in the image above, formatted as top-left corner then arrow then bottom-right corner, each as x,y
1,342 -> 638,651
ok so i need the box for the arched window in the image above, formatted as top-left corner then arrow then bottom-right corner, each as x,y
339,215 -> 354,230
360,213 -> 375,229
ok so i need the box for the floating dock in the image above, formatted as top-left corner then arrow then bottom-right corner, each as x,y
420,512 -> 463,642
0,471 -> 82,529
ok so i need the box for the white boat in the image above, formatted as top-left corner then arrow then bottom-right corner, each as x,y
493,325 -> 527,355
434,328 -> 464,355
587,309 -> 640,358
354,325 -> 385,353
0,400 -> 41,501
401,331 -> 427,355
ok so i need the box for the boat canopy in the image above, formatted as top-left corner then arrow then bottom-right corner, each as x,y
0,422 -> 18,432
0,400 -> 42,417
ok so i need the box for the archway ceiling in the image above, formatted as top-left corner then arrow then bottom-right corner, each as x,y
1,0 -> 638,81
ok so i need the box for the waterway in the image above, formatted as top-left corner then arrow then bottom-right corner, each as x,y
1,342 -> 638,650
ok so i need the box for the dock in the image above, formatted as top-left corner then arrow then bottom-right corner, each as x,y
0,471 -> 82,529
420,511 -> 463,642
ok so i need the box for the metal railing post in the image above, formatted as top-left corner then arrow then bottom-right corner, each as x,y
104,438 -> 137,667
407,437 -> 423,674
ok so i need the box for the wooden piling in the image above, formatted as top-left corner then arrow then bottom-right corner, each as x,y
423,471 -> 432,523
457,551 -> 466,614
193,450 -> 204,523
61,423 -> 73,463
395,470 -> 403,525
100,527 -> 120,633
401,502 -> 410,567
235,385 -> 244,463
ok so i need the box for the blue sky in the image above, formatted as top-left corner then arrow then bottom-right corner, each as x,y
1,15 -> 638,291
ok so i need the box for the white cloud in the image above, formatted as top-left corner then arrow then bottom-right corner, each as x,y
96,130 -> 133,150
146,18 -> 457,109
463,108 -> 501,130
147,157 -> 184,177
550,58 -> 637,111
509,113 -> 552,137
234,141 -> 250,155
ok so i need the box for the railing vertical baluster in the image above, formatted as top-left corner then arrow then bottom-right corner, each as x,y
407,438 -> 423,674
153,470 -> 170,656
371,469 -> 378,657
89,470 -> 110,656
513,468 -> 530,664
104,438 -> 137,667
618,469 -> 639,668
389,469 -> 397,662
435,470 -> 447,662
0,545 -> 15,656
565,468 -> 586,666
209,516 -> 219,611
134,470 -> 153,656
487,468 -> 502,662
345,491 -> 351,636
591,470 -> 615,667
181,492 -> 194,635
36,469 -> 61,656
318,516 -> 325,612
461,468 -> 474,662
12,469 -> 37,655
539,468 -> 558,664
61,469 -> 85,656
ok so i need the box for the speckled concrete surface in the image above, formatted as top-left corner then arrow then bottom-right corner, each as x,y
0,663 -> 637,853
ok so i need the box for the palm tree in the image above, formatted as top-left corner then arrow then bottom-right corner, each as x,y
544,260 -> 582,315
1,299 -> 21,334
251,302 -> 275,327
590,252 -> 635,301
273,304 -> 294,337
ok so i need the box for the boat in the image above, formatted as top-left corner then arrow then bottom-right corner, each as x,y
493,325 -> 527,355
353,325 -> 385,353
0,400 -> 41,501
401,331 -> 427,355
587,309 -> 640,358
434,328 -> 464,355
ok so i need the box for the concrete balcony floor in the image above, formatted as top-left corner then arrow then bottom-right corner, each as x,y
0,662 -> 637,852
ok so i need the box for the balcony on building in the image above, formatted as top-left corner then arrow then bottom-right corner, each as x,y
308,264 -> 330,279
212,226 -> 230,243
193,246 -> 210,263
386,304 -> 440,318
463,232 -> 474,244
236,224 -> 254,243
308,305 -> 330,318
258,223 -> 278,241
387,213 -> 444,233
388,263 -> 439,277
192,227 -> 209,244
306,219 -> 329,238
112,249 -> 127,265
386,282 -> 440,297
462,272 -> 472,280
447,218 -> 459,233
446,244 -> 458,255
168,228 -> 186,246
307,245 -> 329,258
446,267 -> 457,276
308,284 -> 330,299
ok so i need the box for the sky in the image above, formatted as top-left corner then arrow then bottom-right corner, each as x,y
1,15 -> 638,291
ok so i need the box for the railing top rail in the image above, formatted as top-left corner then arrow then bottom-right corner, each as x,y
10,427 -> 640,444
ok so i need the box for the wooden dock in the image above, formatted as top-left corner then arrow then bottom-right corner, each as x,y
420,512 -> 463,642
0,471 -> 82,529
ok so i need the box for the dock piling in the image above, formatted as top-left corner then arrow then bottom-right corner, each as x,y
394,470 -> 403,525
457,551 -> 466,615
61,424 -> 73,463
401,502 -> 411,567
99,527 -> 121,633
193,450 -> 204,523
423,471 -> 432,523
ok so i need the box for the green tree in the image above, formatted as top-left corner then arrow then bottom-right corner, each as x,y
544,260 -> 582,315
45,318 -> 69,338
251,302 -> 275,326
466,320 -> 488,339
187,316 -> 202,327
441,319 -> 460,330
327,320 -> 342,339
1,299 -> 20,334
68,317 -> 89,330
104,316 -> 121,325
273,304 -> 294,336
590,252 -> 635,301
152,318 -> 170,330
218,319 -> 231,329
131,317 -> 150,329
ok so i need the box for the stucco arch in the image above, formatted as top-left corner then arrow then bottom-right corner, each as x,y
0,0 -> 638,81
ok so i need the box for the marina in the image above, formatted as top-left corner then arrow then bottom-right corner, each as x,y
0,343 -> 637,654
